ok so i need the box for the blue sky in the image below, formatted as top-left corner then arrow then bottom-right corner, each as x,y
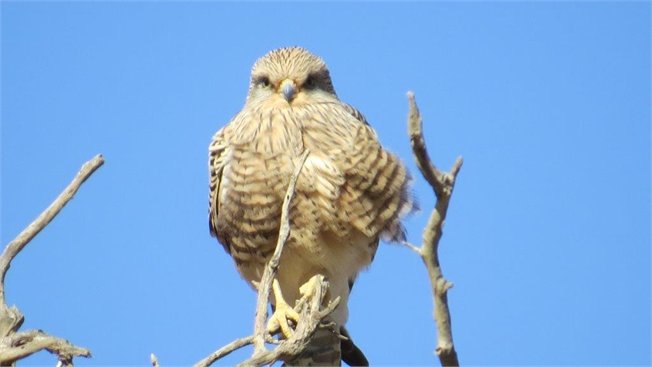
1,2 -> 650,366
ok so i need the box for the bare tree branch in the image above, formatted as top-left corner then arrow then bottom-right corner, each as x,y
407,92 -> 462,367
194,281 -> 338,367
0,154 -> 105,312
0,154 -> 103,365
252,150 -> 310,354
239,275 -> 338,367
0,330 -> 91,366
193,336 -> 254,367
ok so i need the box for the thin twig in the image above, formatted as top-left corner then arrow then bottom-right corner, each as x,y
407,92 -> 462,367
401,240 -> 423,255
252,150 -> 310,354
193,336 -> 254,367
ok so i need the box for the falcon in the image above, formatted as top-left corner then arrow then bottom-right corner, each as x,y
208,47 -> 413,365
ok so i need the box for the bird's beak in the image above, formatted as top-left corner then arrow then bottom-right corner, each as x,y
280,79 -> 297,102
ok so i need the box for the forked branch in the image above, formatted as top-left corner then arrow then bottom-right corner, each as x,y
406,92 -> 462,367
0,154 -> 103,365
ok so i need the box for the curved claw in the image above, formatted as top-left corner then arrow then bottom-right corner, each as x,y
267,276 -> 334,338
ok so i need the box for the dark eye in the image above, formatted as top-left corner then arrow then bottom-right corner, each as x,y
255,76 -> 271,88
304,74 -> 317,89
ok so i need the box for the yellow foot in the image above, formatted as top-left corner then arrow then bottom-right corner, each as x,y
267,279 -> 300,338
299,275 -> 321,298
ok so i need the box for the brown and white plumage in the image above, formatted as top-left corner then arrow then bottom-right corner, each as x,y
209,47 -> 413,365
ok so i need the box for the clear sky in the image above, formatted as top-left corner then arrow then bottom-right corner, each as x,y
1,2 -> 650,366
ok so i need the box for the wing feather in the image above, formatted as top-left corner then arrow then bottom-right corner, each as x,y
336,103 -> 415,242
208,127 -> 229,250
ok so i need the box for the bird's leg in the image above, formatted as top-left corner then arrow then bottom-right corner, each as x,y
267,278 -> 300,339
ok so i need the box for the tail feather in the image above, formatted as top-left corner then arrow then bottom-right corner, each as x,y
283,326 -> 341,366
282,325 -> 369,366
340,326 -> 369,366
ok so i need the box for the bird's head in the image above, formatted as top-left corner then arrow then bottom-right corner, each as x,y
246,47 -> 337,107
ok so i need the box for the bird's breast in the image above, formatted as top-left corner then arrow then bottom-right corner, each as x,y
218,102 -> 370,272
228,107 -> 305,155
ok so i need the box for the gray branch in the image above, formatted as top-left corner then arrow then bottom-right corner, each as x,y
0,330 -> 91,366
193,336 -> 254,367
0,154 -> 103,365
407,92 -> 462,367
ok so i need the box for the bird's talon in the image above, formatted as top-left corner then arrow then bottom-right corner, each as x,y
267,279 -> 301,339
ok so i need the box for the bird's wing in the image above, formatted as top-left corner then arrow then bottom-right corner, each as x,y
208,127 -> 230,252
337,103 -> 415,243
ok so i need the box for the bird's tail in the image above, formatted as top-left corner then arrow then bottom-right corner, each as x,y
340,326 -> 369,366
282,325 -> 369,366
284,326 -> 342,366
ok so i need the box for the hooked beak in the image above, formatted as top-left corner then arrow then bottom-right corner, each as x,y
280,79 -> 297,102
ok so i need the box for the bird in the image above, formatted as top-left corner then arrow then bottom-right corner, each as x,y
208,47 -> 413,365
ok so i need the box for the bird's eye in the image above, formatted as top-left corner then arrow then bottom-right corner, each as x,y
256,76 -> 271,88
304,74 -> 317,89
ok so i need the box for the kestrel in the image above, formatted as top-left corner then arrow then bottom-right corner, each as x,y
208,47 -> 413,365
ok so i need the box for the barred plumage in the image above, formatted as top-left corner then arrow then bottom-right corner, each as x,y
208,47 -> 414,365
